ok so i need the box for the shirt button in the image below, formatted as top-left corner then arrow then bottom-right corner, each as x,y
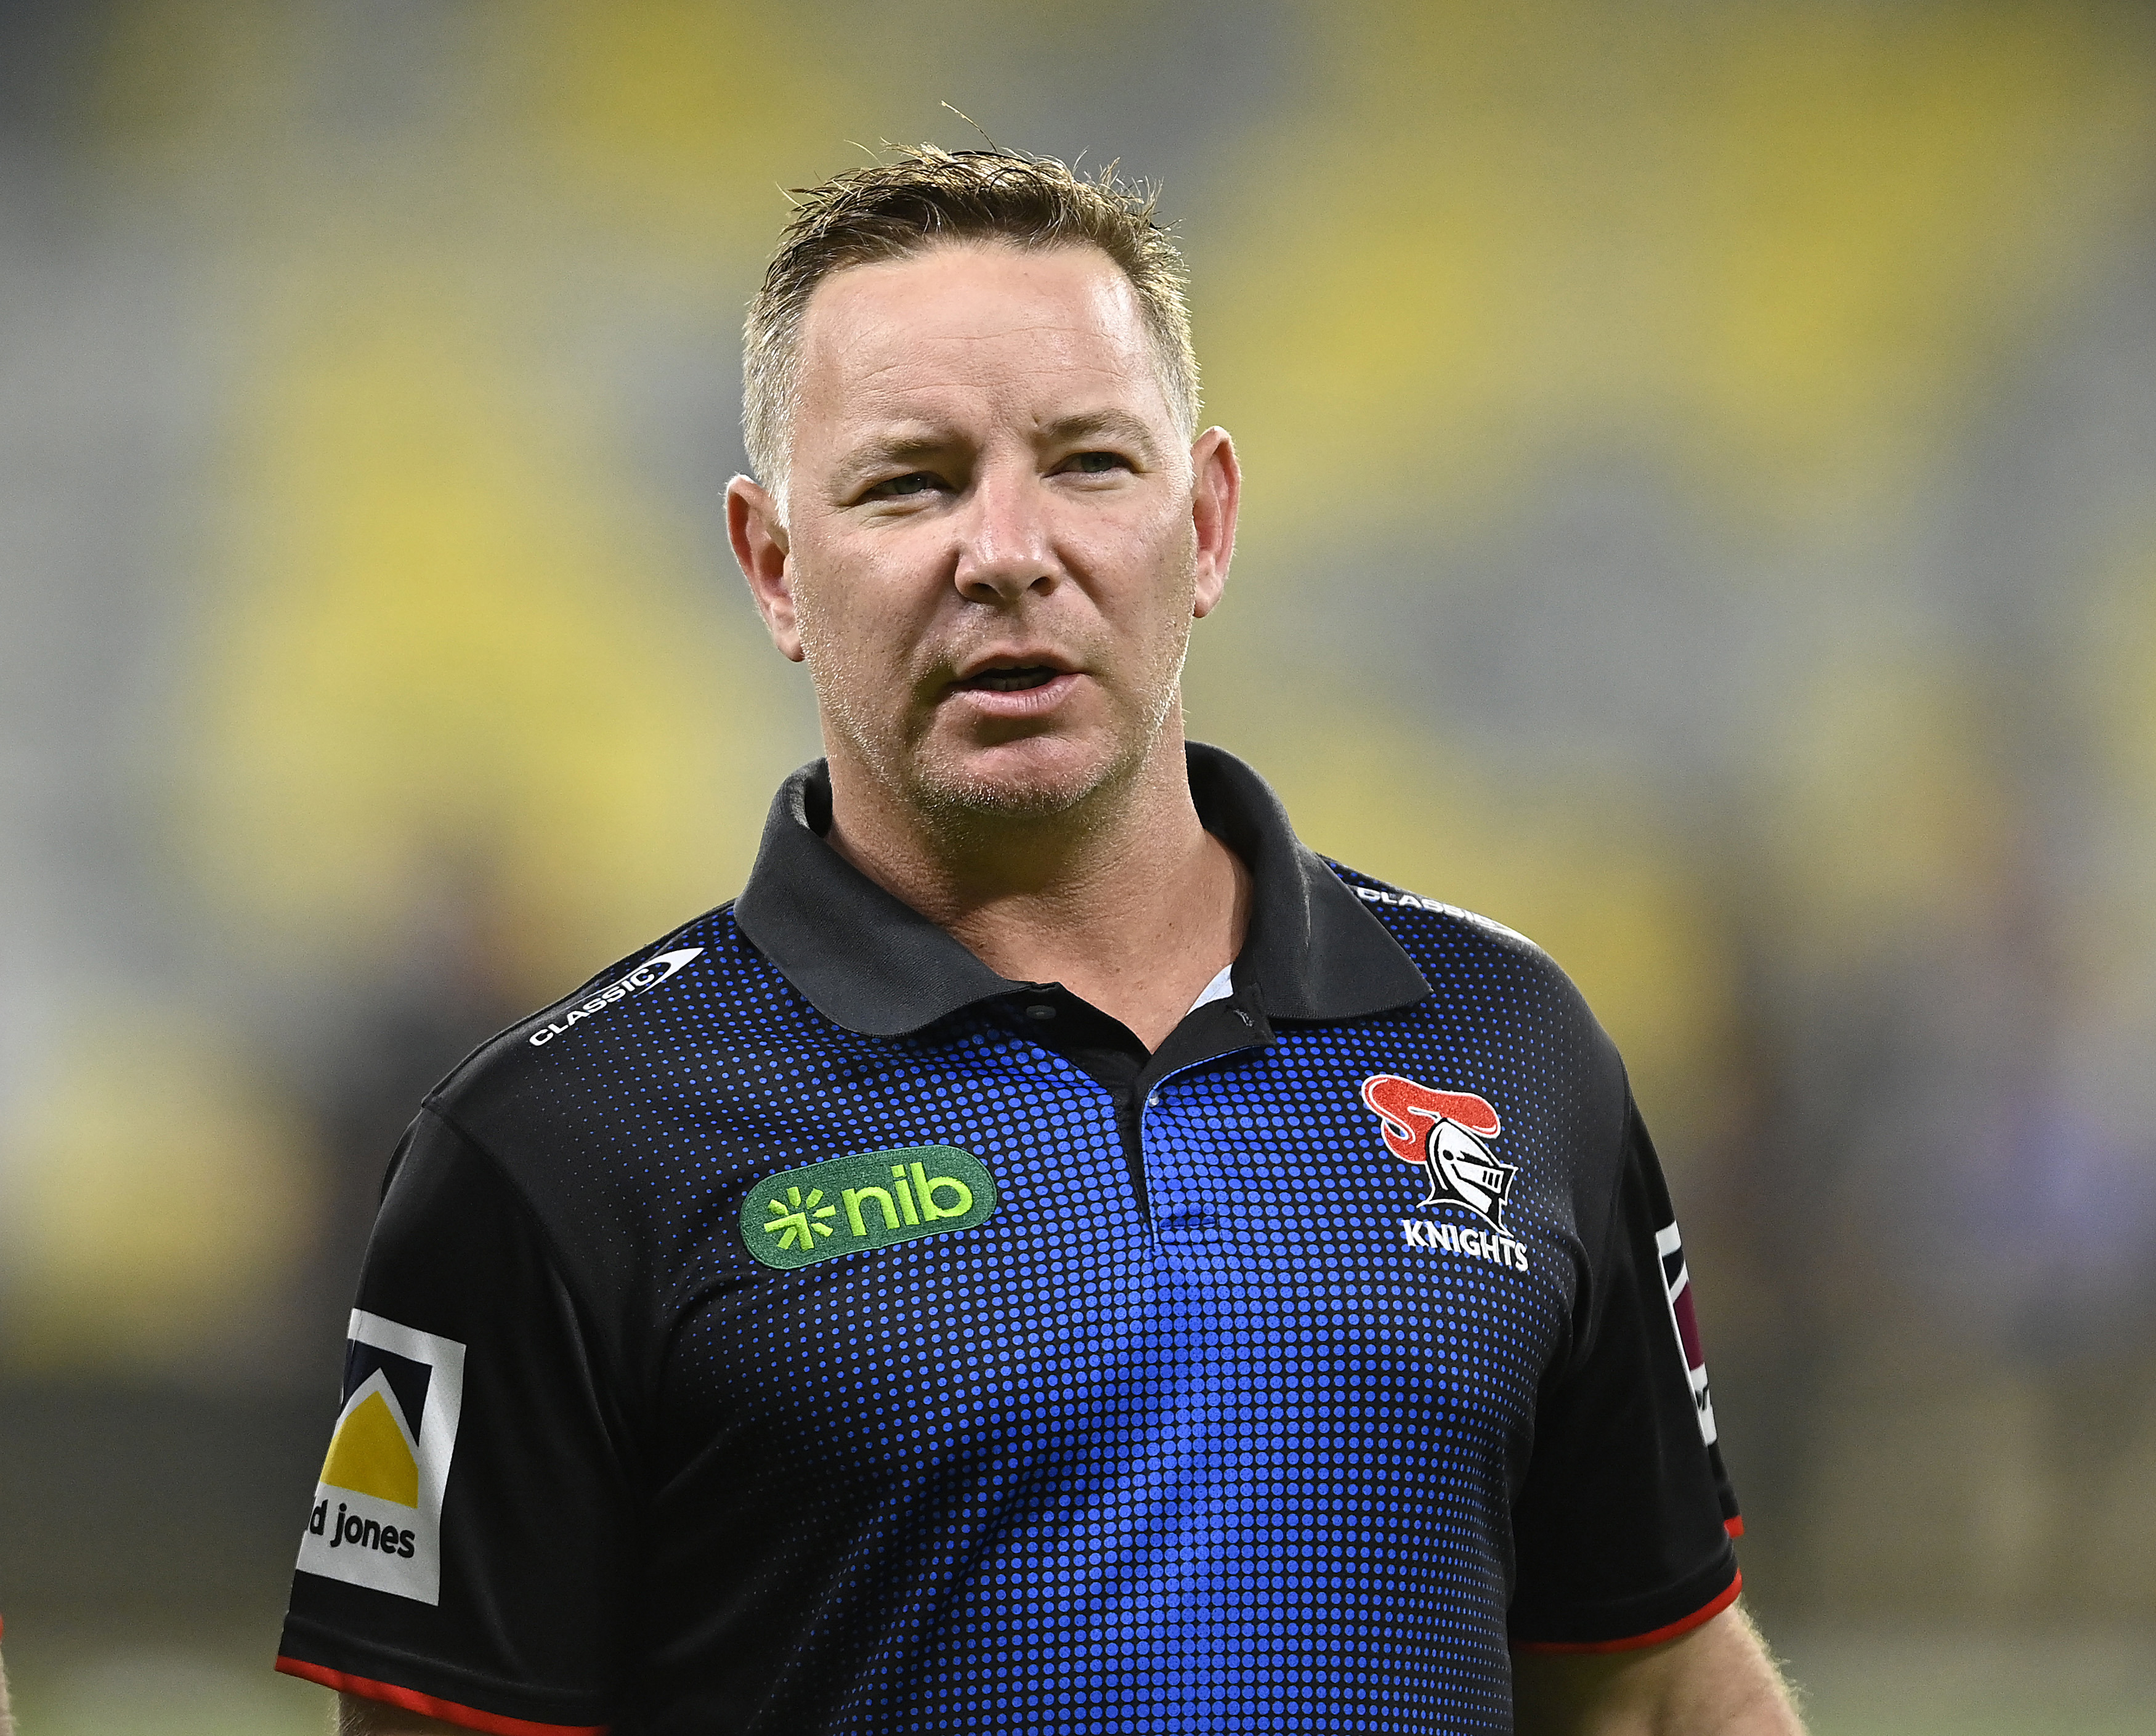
1025,1003 -> 1058,1022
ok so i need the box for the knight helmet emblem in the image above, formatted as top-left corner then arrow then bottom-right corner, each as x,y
1359,1074 -> 1517,1230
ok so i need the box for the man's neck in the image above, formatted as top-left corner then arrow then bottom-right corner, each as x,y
822,731 -> 1250,1052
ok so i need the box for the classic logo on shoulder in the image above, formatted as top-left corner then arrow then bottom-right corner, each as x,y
294,1311 -> 465,1604
1360,1074 -> 1530,1272
743,1145 -> 999,1269
529,946 -> 703,1047
1352,883 -> 1451,914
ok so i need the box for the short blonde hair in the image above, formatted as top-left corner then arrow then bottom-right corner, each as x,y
742,145 -> 1201,500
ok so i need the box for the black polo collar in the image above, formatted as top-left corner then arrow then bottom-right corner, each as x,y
731,742 -> 1429,1038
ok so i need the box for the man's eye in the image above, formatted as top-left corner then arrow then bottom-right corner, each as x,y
1064,452 -> 1129,476
866,472 -> 941,500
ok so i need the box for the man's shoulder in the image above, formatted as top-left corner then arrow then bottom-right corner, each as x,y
1320,856 -> 1550,971
419,899 -> 790,1127
1319,854 -> 1614,1036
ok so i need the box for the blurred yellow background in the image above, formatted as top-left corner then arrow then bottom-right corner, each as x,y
2,2 -> 2153,1730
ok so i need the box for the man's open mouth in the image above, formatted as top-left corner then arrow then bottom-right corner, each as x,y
955,666 -> 1063,693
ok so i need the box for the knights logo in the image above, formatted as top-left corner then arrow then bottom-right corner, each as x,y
1360,1074 -> 1517,1231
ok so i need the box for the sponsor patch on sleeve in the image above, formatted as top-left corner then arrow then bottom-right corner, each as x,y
294,1310 -> 465,1604
1654,1222 -> 1718,1446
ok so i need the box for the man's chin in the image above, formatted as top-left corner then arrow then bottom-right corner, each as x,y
905,733 -> 1138,822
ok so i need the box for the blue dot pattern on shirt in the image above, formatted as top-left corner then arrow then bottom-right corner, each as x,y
262,831 -> 1749,1736
431,863 -> 1616,1735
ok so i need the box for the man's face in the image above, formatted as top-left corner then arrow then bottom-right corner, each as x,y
731,243 -> 1238,824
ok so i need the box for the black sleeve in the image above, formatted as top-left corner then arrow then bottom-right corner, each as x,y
275,1108 -> 637,1734
1507,1096 -> 1741,1651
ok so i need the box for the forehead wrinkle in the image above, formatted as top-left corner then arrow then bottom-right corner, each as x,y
819,358 -> 1148,442
838,328 -> 1146,388
788,249 -> 1183,477
805,334 -> 1139,419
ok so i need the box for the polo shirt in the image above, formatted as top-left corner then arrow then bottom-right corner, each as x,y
275,742 -> 1741,1736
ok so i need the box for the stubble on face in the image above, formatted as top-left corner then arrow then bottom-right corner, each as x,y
793,541 -> 1197,830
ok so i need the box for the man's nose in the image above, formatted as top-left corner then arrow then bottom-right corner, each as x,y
951,465 -> 1056,603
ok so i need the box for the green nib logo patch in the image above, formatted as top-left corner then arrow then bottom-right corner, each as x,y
743,1145 -> 999,1269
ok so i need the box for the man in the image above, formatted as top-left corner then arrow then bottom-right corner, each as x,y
277,147 -> 1804,1734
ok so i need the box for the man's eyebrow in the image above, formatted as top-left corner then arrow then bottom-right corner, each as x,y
832,410 -> 1164,485
1041,409 -> 1162,456
824,429 -> 962,492
830,430 -> 957,481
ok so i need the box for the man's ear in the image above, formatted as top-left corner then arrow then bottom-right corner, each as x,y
1188,428 -> 1241,620
727,476 -> 803,661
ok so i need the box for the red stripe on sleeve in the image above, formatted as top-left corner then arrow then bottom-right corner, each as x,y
274,1657 -> 607,1736
1510,1568 -> 1742,1656
1725,1514 -> 1745,1538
